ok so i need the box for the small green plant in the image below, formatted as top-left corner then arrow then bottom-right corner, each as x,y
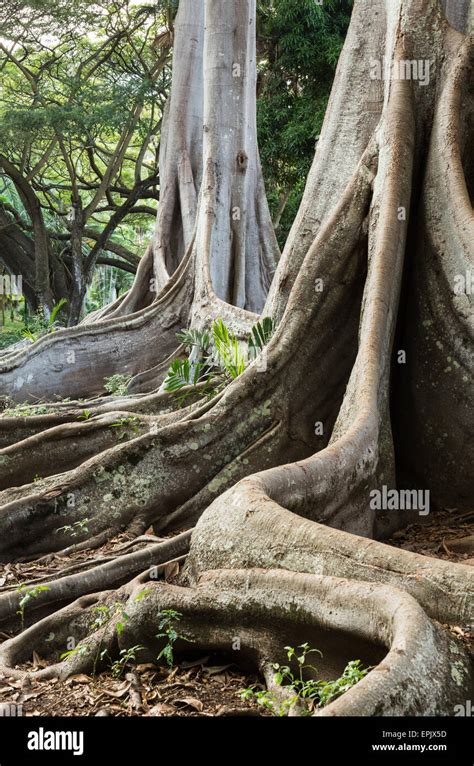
103,374 -> 131,396
272,643 -> 323,697
1,397 -> 54,417
239,687 -> 291,716
22,299 -> 67,342
164,358 -> 208,392
60,644 -> 89,661
176,328 -> 210,354
110,416 -> 141,440
316,660 -> 370,706
114,603 -> 130,637
240,643 -> 370,716
90,601 -> 130,635
156,609 -> 194,668
16,584 -> 51,629
211,318 -> 246,379
134,588 -> 153,602
164,317 -> 274,398
248,317 -> 275,360
90,605 -> 113,631
110,645 -> 144,678
77,409 -> 93,420
56,518 -> 90,537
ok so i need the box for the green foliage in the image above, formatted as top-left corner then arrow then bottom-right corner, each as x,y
90,601 -> 130,636
248,317 -> 275,360
240,686 -> 291,716
134,588 -> 153,602
60,644 -> 89,662
55,518 -> 90,537
16,584 -> 51,629
1,397 -> 53,417
104,374 -> 131,396
0,0 -> 170,317
0,328 -> 23,349
240,642 -> 370,715
110,645 -> 145,678
164,358 -> 207,392
110,415 -> 141,440
316,659 -> 369,706
90,605 -> 115,632
176,328 -> 211,354
77,410 -> 93,420
0,313 -> 25,350
256,0 -> 352,245
21,299 -> 67,342
156,609 -> 194,668
164,317 -> 274,398
212,319 -> 246,380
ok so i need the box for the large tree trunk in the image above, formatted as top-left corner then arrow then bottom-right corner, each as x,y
0,0 -> 472,717
0,0 -> 278,401
152,0 -> 205,284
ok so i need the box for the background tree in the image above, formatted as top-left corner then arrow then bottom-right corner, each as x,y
0,0 -> 173,324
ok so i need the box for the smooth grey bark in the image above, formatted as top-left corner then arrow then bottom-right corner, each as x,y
152,0 -> 205,284
442,0 -> 473,32
201,0 -> 279,311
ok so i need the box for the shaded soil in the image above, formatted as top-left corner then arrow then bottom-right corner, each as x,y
386,508 -> 474,563
0,657 -> 266,717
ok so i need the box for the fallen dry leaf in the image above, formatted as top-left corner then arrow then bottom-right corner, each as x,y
147,702 -> 176,716
164,561 -> 180,581
173,697 -> 204,712
66,674 -> 92,685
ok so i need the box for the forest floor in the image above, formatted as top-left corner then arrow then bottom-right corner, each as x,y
0,508 -> 472,717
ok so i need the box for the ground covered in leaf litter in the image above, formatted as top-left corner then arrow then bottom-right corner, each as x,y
0,509 -> 472,717
385,508 -> 474,564
0,657 -> 265,717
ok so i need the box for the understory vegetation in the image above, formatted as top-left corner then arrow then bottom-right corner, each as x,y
241,644 -> 370,716
164,318 -> 274,398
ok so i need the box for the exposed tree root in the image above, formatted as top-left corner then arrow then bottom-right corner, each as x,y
0,144 -> 374,559
0,570 -> 470,715
184,480 -> 474,630
0,531 -> 191,628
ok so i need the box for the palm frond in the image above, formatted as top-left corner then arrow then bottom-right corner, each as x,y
248,317 -> 274,360
212,319 -> 246,379
48,298 -> 68,327
164,358 -> 206,392
176,328 -> 210,354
